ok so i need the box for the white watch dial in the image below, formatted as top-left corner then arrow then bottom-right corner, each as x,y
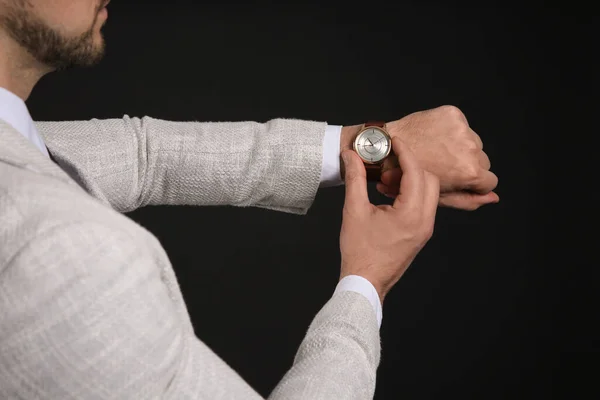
354,127 -> 391,163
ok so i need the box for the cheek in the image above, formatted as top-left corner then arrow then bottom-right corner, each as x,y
35,0 -> 98,36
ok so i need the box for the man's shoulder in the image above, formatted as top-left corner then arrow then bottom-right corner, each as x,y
0,163 -> 141,268
1,159 -> 90,221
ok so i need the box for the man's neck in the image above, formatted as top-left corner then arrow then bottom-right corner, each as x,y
0,32 -> 49,101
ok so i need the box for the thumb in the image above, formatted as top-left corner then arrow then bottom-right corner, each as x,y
342,150 -> 370,211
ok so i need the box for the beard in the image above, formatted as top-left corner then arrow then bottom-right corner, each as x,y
0,2 -> 106,71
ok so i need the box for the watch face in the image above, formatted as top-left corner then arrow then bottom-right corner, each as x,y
353,127 -> 391,163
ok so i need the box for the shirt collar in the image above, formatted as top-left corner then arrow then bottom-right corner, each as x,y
0,86 -> 49,158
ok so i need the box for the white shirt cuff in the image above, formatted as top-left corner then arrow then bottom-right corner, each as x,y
334,275 -> 383,328
319,124 -> 344,188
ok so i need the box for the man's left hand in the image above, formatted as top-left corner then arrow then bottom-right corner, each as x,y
340,105 -> 499,211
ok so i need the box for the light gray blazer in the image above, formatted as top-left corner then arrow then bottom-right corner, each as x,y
0,116 -> 380,399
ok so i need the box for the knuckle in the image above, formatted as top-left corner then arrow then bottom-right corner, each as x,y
440,104 -> 464,119
461,163 -> 480,182
465,139 -> 479,152
439,105 -> 470,129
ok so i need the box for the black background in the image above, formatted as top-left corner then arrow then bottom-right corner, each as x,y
26,2 -> 592,399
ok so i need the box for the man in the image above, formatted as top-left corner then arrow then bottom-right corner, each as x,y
0,1 -> 499,399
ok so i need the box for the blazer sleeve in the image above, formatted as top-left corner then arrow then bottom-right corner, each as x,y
36,116 -> 327,215
0,221 -> 380,400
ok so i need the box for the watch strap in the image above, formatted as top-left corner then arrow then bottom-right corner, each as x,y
364,121 -> 385,128
365,163 -> 383,182
362,121 -> 386,181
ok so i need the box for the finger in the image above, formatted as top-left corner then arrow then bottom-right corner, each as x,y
479,152 -> 491,170
439,191 -> 500,210
380,167 -> 402,188
390,137 -> 424,210
470,128 -> 483,149
376,183 -> 397,198
422,171 -> 440,222
342,150 -> 370,211
468,170 -> 499,194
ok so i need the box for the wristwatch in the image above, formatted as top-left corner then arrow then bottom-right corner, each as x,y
352,121 -> 393,182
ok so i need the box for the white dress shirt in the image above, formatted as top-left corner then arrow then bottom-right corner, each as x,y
0,86 -> 383,328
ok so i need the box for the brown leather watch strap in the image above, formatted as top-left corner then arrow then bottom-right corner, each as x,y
364,121 -> 385,128
365,163 -> 383,182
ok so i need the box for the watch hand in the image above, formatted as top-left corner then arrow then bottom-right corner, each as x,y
366,138 -> 374,146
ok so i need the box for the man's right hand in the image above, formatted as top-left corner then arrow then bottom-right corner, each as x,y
339,137 -> 440,302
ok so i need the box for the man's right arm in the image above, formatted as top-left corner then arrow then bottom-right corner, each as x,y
269,290 -> 380,399
0,220 -> 380,399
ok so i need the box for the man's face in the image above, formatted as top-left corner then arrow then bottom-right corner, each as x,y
0,0 -> 109,70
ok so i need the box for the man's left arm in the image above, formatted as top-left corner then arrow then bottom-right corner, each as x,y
37,116 -> 333,214
37,105 -> 499,214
